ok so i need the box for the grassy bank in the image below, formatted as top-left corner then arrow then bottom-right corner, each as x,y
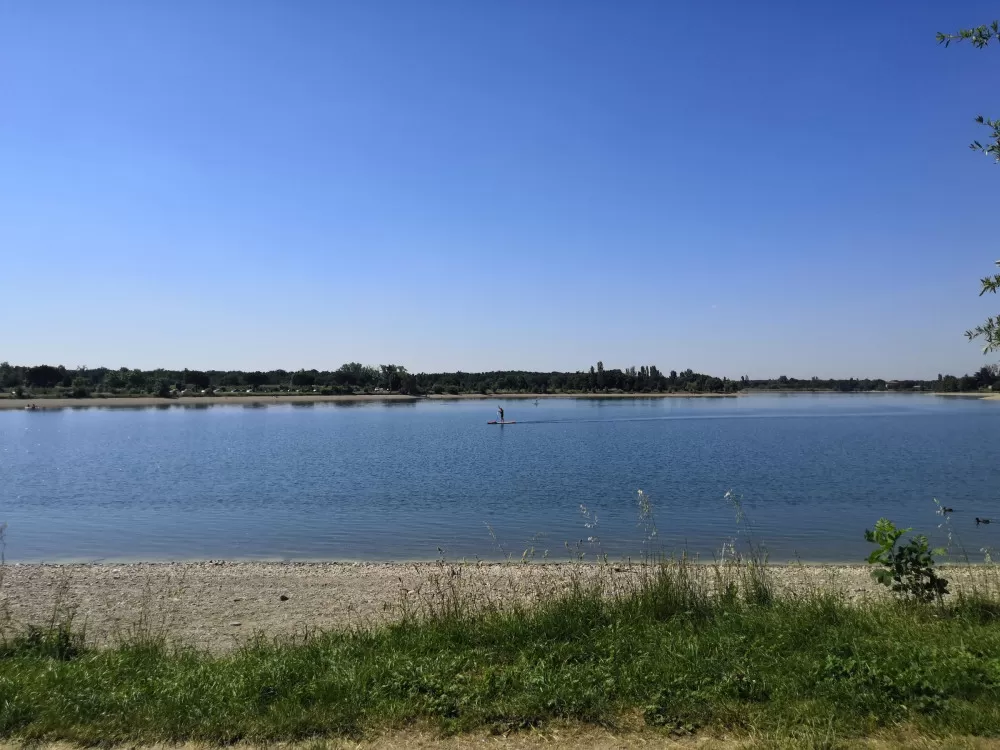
2,561 -> 1000,746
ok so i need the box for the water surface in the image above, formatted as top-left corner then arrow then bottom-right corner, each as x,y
1,395 -> 997,562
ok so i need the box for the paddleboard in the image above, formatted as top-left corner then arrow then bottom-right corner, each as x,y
487,420 -> 516,424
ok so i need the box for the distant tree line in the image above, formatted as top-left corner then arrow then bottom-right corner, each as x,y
2,361 -> 998,398
740,366 -> 1000,393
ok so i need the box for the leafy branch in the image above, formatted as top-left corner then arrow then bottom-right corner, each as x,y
970,115 -> 1000,164
936,21 -> 998,48
937,22 -> 999,162
966,260 -> 1000,353
939,22 -> 999,354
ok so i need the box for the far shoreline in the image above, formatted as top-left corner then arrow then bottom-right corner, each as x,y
0,392 -> 737,410
2,390 -> 997,410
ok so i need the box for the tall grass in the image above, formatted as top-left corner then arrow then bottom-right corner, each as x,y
2,492 -> 1000,744
2,558 -> 1000,744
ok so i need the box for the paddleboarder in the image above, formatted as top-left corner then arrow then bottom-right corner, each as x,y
497,405 -> 505,423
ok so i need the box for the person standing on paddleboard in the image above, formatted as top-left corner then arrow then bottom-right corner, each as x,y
497,406 -> 504,423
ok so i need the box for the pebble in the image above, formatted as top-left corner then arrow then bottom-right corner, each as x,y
280,594 -> 289,601
229,621 -> 241,626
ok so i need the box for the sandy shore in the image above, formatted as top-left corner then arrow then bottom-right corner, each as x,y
3,561 -> 987,652
935,393 -> 1000,400
0,392 -> 737,410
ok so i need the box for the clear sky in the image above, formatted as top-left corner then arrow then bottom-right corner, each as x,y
1,1 -> 997,379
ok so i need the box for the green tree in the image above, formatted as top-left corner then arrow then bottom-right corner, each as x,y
26,365 -> 63,388
70,377 -> 91,398
127,369 -> 148,390
0,361 -> 21,389
379,364 -> 400,391
245,371 -> 269,389
291,370 -> 317,387
336,362 -> 374,388
939,21 -> 999,352
183,370 -> 211,389
398,370 -> 418,395
976,365 -> 998,388
104,368 -> 129,390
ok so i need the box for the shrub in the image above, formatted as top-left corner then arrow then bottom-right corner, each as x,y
865,518 -> 949,602
70,377 -> 91,398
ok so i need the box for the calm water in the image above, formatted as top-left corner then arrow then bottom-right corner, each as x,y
1,395 -> 998,563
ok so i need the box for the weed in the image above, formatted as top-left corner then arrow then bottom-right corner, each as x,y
0,621 -> 83,660
724,490 -> 775,606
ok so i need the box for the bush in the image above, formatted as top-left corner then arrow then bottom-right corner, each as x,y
70,377 -> 91,398
865,518 -> 949,602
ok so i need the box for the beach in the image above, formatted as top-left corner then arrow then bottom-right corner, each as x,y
0,560 -> 975,652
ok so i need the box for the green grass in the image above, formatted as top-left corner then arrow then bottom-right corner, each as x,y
2,563 -> 1000,745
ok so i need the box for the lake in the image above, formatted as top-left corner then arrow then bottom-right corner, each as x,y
1,395 -> 998,563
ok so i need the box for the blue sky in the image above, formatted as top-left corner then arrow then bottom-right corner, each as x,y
1,1 -> 997,378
